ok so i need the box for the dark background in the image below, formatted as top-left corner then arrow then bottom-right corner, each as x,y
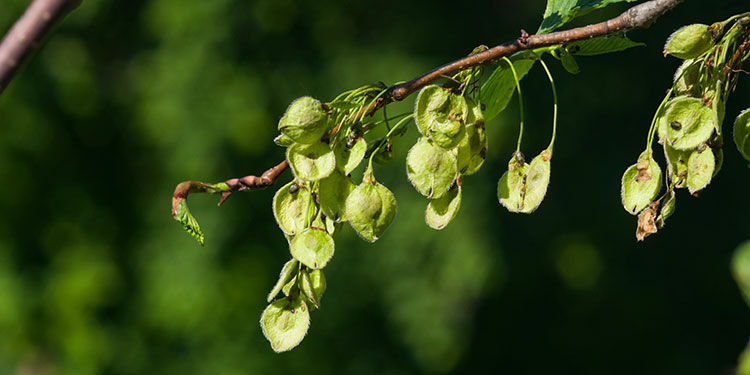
0,0 -> 749,374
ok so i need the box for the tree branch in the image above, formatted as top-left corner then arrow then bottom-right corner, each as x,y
387,0 -> 683,101
171,0 -> 682,235
0,0 -> 81,94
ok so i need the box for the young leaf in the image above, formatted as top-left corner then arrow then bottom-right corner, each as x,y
665,97 -> 715,150
621,154 -> 662,215
278,96 -> 329,144
267,259 -> 299,302
687,147 -> 715,194
480,59 -> 535,122
406,137 -> 458,199
273,181 -> 313,236
566,35 -> 644,56
290,227 -> 335,270
260,296 -> 310,353
560,50 -> 580,74
318,170 -> 356,222
173,199 -> 205,246
538,0 -> 638,34
287,141 -> 336,181
425,184 -> 462,230
345,181 -> 397,242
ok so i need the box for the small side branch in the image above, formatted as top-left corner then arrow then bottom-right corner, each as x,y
171,160 -> 288,219
0,0 -> 80,94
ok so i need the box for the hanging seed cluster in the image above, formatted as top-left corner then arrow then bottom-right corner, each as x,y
622,16 -> 750,240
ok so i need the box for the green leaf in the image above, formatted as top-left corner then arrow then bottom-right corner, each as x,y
538,0 -> 638,34
345,181 -> 397,242
406,137 -> 458,199
686,147 -> 715,194
425,184 -> 462,230
267,259 -> 299,303
567,35 -> 645,56
173,199 -> 205,246
318,170 -> 356,222
560,50 -> 580,74
260,296 -> 310,353
665,97 -> 715,150
734,108 -> 750,161
287,141 -> 336,181
621,153 -> 662,215
290,227 -> 335,269
273,181 -> 313,236
480,59 -> 535,122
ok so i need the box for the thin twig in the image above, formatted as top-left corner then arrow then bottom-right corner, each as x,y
0,0 -> 81,94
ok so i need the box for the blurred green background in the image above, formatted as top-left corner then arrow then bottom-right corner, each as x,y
0,0 -> 749,374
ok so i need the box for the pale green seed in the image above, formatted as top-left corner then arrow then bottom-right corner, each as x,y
287,141 -> 335,181
289,227 -> 335,269
425,184 -> 462,230
267,259 -> 299,303
318,170 -> 356,222
406,137 -> 458,199
334,137 -> 367,174
734,108 -> 750,161
345,182 -> 397,242
665,97 -> 715,150
621,154 -> 662,215
664,24 -> 713,60
260,296 -> 310,353
278,96 -> 329,144
273,181 -> 313,236
687,147 -> 715,194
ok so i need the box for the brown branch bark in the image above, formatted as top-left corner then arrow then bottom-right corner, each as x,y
0,0 -> 81,94
387,0 -> 683,102
172,0 -> 681,220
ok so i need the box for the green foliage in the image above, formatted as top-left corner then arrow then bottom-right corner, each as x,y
480,59 -> 535,121
173,199 -> 205,246
538,0 -> 638,33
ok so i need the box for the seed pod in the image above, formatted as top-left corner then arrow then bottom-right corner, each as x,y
278,96 -> 329,144
673,59 -> 701,96
299,269 -> 320,308
497,151 -> 551,213
345,177 -> 397,242
687,147 -> 715,194
497,154 -> 528,212
267,259 -> 299,302
664,24 -> 713,60
273,181 -> 313,236
309,269 -> 326,302
665,97 -> 715,150
406,137 -> 458,199
414,85 -> 468,140
290,227 -> 335,269
429,119 -> 465,149
621,153 -> 662,215
260,295 -> 310,353
456,101 -> 487,175
334,137 -> 367,174
663,144 -> 691,188
734,108 -> 750,161
732,241 -> 750,306
287,141 -> 335,181
656,97 -> 681,144
656,190 -> 676,228
274,133 -> 295,148
425,184 -> 462,230
318,170 -> 356,222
